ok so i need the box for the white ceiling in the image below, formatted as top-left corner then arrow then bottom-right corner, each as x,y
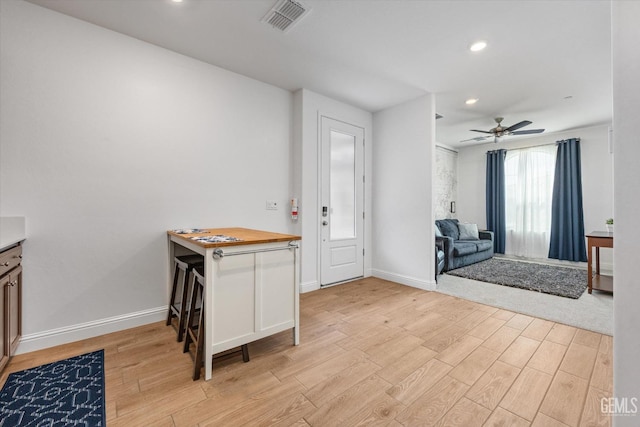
26,0 -> 612,147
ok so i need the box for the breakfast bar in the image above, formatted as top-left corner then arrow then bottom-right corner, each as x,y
167,227 -> 301,380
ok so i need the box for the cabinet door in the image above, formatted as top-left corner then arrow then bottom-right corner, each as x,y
8,265 -> 22,354
213,254 -> 256,344
258,249 -> 295,331
0,274 -> 8,372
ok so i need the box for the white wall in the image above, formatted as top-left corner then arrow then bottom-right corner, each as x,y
456,125 -> 614,268
294,89 -> 373,292
0,1 -> 294,351
372,94 -> 436,290
613,1 -> 640,421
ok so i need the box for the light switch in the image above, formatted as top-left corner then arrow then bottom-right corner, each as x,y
266,200 -> 278,210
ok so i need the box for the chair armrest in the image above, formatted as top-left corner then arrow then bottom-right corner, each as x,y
479,230 -> 494,241
436,236 -> 454,271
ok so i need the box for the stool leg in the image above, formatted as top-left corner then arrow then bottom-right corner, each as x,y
166,264 -> 180,326
183,272 -> 199,354
241,344 -> 250,363
193,286 -> 205,381
177,268 -> 191,342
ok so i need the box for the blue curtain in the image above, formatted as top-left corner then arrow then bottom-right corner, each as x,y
548,138 -> 587,261
486,149 -> 506,253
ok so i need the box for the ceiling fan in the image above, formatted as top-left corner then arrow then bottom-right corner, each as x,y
461,117 -> 545,143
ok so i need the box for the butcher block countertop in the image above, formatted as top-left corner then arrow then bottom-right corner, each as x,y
167,227 -> 301,249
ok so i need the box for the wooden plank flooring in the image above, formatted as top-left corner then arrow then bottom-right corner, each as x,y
1,277 -> 613,426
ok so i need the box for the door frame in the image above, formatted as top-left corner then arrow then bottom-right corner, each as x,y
317,114 -> 366,287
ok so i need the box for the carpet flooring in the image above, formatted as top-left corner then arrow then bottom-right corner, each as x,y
436,273 -> 613,335
446,257 -> 587,299
0,349 -> 105,426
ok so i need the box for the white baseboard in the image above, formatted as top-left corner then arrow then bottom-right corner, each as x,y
300,280 -> 320,293
17,306 -> 167,355
300,269 -> 373,294
371,269 -> 436,291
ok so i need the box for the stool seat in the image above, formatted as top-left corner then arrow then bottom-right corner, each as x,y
175,254 -> 204,268
167,254 -> 204,342
184,265 -> 249,380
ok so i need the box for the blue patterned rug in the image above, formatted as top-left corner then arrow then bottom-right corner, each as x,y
0,350 -> 105,426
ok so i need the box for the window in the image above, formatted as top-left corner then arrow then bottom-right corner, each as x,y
504,145 -> 556,258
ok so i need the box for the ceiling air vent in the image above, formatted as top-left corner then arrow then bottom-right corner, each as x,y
262,0 -> 310,33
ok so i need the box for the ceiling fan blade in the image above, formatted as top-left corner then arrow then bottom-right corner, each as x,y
460,136 -> 490,142
505,120 -> 532,132
511,129 -> 545,135
470,129 -> 493,134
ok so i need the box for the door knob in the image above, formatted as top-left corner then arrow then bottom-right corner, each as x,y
322,221 -> 328,226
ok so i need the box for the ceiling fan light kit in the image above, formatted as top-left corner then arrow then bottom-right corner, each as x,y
463,117 -> 545,143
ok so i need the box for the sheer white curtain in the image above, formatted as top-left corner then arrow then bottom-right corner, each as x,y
504,144 -> 556,258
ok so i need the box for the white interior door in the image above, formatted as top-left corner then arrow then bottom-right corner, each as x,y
320,116 -> 365,286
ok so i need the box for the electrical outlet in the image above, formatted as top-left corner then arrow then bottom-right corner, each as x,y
266,200 -> 278,210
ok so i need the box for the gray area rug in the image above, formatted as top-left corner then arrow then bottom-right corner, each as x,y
446,258 -> 587,299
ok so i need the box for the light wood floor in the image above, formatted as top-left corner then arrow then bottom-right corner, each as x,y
1,277 -> 612,426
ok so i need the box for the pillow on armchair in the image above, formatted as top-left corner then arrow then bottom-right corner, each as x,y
458,223 -> 480,240
436,219 -> 459,240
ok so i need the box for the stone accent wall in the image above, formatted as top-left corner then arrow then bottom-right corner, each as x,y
434,146 -> 458,220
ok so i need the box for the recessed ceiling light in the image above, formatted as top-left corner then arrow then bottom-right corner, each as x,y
465,98 -> 479,105
470,41 -> 487,52
172,0 -> 183,3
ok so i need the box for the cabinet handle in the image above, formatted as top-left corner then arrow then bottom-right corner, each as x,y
1,262 -> 9,266
17,255 -> 23,259
10,280 -> 17,286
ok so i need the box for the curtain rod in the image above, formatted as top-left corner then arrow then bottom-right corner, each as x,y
486,138 -> 581,153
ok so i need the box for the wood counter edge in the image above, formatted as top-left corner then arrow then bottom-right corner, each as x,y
167,227 -> 301,248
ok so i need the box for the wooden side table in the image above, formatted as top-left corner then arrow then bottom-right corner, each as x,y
586,231 -> 613,294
